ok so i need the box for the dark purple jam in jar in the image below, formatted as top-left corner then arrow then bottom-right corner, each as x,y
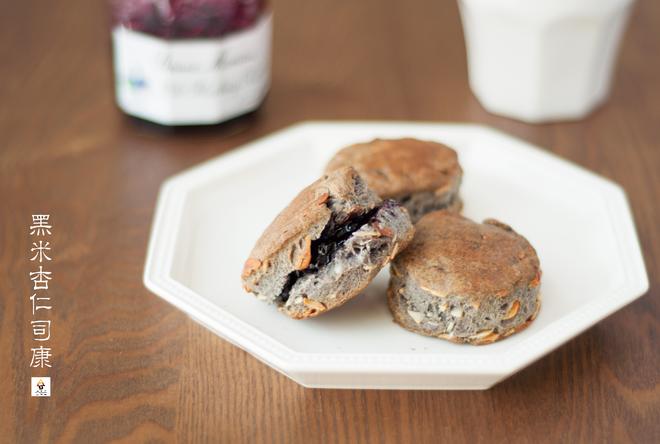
111,0 -> 271,125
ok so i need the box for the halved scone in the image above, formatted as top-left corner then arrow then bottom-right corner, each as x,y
242,167 -> 414,319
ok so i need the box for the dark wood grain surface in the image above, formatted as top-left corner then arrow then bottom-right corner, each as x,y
1,0 -> 658,442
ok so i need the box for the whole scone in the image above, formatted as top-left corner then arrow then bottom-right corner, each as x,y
243,167 -> 415,319
388,211 -> 541,344
325,138 -> 462,222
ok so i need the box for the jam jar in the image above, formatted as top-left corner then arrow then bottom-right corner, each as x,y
110,0 -> 271,125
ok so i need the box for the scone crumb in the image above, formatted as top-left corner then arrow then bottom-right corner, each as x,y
484,219 -> 513,232
434,182 -> 453,196
529,298 -> 541,320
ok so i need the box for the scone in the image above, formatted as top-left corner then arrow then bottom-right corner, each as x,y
325,138 -> 462,222
242,166 -> 415,319
388,211 -> 541,344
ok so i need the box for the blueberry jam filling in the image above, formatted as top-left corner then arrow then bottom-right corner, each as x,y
277,205 -> 383,303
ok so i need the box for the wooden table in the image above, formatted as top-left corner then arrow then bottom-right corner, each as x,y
1,0 -> 658,442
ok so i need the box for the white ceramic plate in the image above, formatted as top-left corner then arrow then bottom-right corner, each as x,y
144,121 -> 648,390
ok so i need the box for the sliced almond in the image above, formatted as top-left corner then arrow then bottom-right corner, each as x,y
241,258 -> 261,278
471,329 -> 494,339
303,298 -> 327,316
502,328 -> 516,337
529,270 -> 541,288
438,333 -> 462,344
296,236 -> 312,270
316,192 -> 329,205
420,285 -> 447,298
503,300 -> 520,320
388,243 -> 400,261
475,331 -> 500,345
407,310 -> 424,324
450,307 -> 463,318
375,224 -> 394,237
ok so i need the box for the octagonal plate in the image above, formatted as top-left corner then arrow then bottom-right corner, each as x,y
144,121 -> 648,390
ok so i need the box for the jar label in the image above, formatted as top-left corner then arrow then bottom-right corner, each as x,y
112,13 -> 272,125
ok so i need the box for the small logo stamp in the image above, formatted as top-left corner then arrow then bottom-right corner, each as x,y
31,377 -> 50,397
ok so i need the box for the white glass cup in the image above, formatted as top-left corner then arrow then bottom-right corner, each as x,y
458,0 -> 634,123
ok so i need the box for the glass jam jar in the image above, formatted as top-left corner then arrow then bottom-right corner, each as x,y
110,0 -> 271,125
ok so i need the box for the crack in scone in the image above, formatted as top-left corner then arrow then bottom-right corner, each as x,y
398,192 -> 462,222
